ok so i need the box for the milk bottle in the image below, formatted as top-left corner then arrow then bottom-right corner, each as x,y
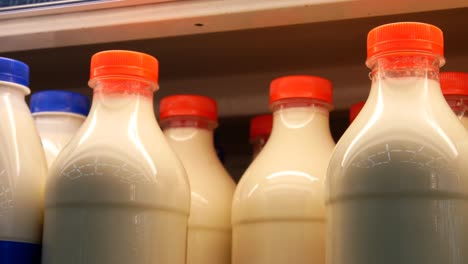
249,114 -> 272,159
42,50 -> 191,264
440,72 -> 468,128
31,90 -> 90,168
232,75 -> 335,264
0,57 -> 47,263
349,101 -> 365,123
160,94 -> 236,264
327,22 -> 468,264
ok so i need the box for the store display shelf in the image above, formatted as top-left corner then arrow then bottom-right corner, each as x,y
0,5 -> 467,117
0,0 -> 466,53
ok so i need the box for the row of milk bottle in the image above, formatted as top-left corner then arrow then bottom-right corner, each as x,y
0,50 -> 234,264
252,71 -> 468,158
0,21 -> 467,264
242,22 -> 468,264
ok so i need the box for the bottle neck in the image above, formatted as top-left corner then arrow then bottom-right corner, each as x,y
87,78 -> 156,128
368,54 -> 442,77
162,117 -> 218,157
366,54 -> 445,116
268,99 -> 333,145
0,81 -> 29,99
33,113 -> 85,133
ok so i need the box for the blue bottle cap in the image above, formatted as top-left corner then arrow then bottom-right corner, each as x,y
0,57 -> 29,87
30,90 -> 91,116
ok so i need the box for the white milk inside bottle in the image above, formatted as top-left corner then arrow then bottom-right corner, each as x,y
440,72 -> 468,129
232,75 -> 336,264
249,114 -> 272,159
31,90 -> 90,168
327,22 -> 468,264
0,57 -> 47,264
160,94 -> 236,264
42,50 -> 190,264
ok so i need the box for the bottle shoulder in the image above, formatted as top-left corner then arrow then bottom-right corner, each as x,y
232,143 -> 333,222
189,172 -> 234,228
166,142 -> 235,226
46,124 -> 191,213
327,119 -> 468,199
333,112 -> 468,160
235,140 -> 334,190
184,156 -> 235,188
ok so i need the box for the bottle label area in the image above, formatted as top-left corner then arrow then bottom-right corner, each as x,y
0,240 -> 41,264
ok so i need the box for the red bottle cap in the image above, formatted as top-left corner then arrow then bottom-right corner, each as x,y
367,22 -> 444,62
269,75 -> 333,105
250,114 -> 273,140
159,94 -> 218,122
349,101 -> 365,123
440,72 -> 468,96
90,50 -> 159,83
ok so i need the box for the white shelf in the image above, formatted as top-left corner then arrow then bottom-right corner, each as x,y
1,3 -> 467,117
0,0 -> 467,53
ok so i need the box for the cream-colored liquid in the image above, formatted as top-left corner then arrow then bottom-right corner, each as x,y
0,83 -> 47,244
327,77 -> 468,264
42,93 -> 190,264
164,126 -> 235,264
232,105 -> 335,264
34,113 -> 85,168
